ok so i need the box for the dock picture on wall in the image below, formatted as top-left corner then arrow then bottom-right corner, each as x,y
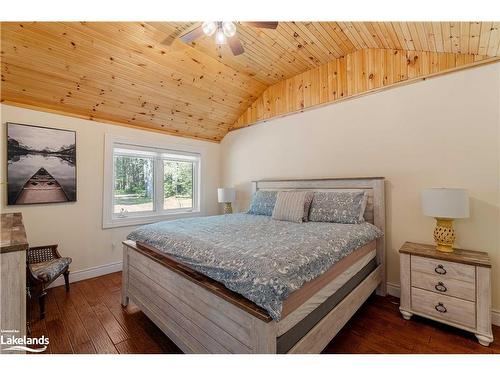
7,122 -> 76,205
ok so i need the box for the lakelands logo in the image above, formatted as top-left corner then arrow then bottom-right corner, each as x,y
1,329 -> 49,353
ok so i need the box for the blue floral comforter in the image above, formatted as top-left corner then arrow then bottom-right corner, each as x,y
127,213 -> 383,321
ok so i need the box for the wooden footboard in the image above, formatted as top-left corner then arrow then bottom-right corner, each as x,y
122,241 -> 276,353
122,241 -> 382,354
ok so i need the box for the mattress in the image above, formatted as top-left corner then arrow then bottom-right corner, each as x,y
281,240 -> 376,318
277,256 -> 378,353
127,213 -> 383,321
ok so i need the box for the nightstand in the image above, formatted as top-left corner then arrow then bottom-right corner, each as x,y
399,242 -> 493,346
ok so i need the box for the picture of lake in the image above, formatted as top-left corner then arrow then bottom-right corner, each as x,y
7,123 -> 76,205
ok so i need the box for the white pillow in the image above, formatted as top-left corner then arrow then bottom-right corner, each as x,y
272,191 -> 314,223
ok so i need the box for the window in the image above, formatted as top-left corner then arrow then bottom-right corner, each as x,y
114,151 -> 154,214
163,159 -> 194,210
103,136 -> 201,228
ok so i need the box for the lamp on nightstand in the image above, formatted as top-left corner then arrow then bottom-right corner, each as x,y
218,188 -> 236,214
421,188 -> 470,253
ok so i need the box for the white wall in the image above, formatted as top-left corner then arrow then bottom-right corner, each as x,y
0,104 -> 221,274
221,63 -> 500,310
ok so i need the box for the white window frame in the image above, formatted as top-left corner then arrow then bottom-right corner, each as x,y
103,135 -> 203,229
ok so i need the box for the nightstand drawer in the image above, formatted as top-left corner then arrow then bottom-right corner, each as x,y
411,255 -> 475,283
411,287 -> 476,328
411,270 -> 476,301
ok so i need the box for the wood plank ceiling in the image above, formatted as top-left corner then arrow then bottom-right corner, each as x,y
2,22 -> 500,142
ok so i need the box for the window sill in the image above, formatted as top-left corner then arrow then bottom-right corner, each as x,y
102,210 -> 202,229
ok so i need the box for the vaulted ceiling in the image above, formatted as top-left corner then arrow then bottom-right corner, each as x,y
2,22 -> 500,142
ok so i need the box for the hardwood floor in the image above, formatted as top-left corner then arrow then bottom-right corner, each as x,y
27,272 -> 500,354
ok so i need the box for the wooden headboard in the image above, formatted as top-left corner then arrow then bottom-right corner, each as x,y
252,177 -> 386,295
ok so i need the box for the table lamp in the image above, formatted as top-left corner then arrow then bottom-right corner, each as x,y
421,188 -> 469,252
218,188 -> 236,214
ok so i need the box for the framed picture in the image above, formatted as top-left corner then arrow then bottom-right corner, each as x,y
6,122 -> 77,205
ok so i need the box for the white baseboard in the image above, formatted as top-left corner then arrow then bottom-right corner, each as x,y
386,281 -> 401,298
48,260 -> 122,289
384,281 -> 500,327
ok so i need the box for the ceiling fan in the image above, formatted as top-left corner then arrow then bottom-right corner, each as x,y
164,21 -> 278,56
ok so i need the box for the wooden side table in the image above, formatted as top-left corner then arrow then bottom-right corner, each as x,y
399,242 -> 493,346
1,213 -> 28,354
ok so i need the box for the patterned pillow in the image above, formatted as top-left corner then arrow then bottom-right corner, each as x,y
302,191 -> 314,222
247,190 -> 278,216
308,191 -> 367,224
272,191 -> 314,223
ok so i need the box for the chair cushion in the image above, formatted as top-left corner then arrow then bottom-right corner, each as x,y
30,257 -> 72,283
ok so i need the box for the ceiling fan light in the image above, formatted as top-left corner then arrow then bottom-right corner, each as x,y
214,29 -> 227,45
202,21 -> 217,36
222,22 -> 236,37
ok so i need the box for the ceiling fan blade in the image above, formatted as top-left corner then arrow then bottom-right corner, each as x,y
228,35 -> 245,56
240,21 -> 278,29
178,24 -> 205,44
159,23 -> 199,46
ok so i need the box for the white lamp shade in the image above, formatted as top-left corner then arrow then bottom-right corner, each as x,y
218,188 -> 235,203
421,188 -> 469,219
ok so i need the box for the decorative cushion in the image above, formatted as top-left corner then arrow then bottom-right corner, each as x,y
247,190 -> 278,216
302,191 -> 314,222
30,257 -> 72,283
272,191 -> 314,223
309,191 -> 367,224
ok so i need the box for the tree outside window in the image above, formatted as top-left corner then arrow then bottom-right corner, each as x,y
163,161 -> 193,210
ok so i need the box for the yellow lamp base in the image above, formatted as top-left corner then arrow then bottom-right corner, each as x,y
223,202 -> 233,214
435,244 -> 454,253
433,218 -> 455,253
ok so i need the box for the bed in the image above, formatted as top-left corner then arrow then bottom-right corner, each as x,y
121,177 -> 386,353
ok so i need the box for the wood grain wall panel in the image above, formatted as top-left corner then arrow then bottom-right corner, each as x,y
232,49 -> 498,130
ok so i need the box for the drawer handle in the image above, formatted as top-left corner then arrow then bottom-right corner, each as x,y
434,264 -> 447,275
435,282 -> 447,293
435,302 -> 447,313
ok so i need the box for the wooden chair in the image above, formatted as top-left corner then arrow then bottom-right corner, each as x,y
27,245 -> 72,319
